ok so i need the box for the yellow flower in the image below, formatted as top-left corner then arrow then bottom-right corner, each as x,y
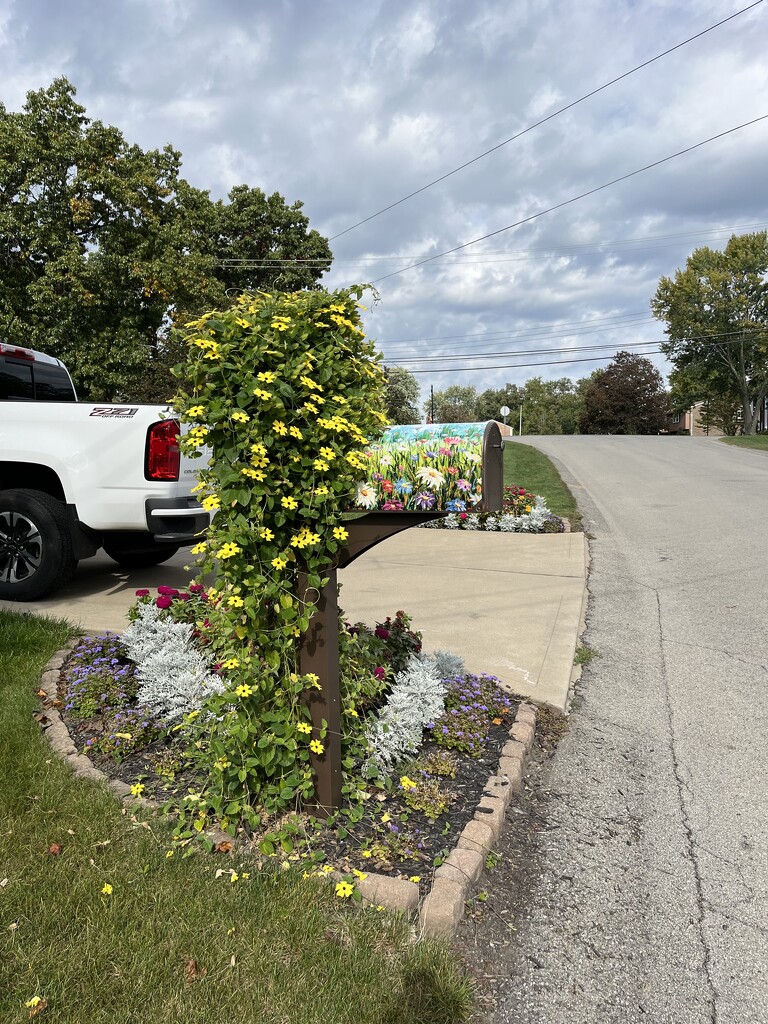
273,420 -> 288,436
409,876 -> 421,883
231,871 -> 240,882
310,739 -> 324,755
319,446 -> 336,461
333,526 -> 349,542
362,849 -> 372,858
130,782 -> 145,797
400,776 -> 417,790
186,405 -> 205,418
315,486 -> 329,497
253,388 -> 273,401
381,813 -> 391,824
25,997 -> 43,1009
201,494 -> 220,511
302,402 -> 318,414
216,542 -> 241,559
352,869 -> 368,880
260,527 -> 274,541
272,556 -> 287,570
257,370 -> 276,382
335,881 -> 354,899
165,850 -> 175,859
289,426 -> 303,440
223,658 -> 241,669
241,467 -> 258,479
227,596 -> 244,608
304,672 -> 321,689
271,320 -> 290,331
190,541 -> 207,554
231,411 -> 249,423
101,883 -> 113,896
313,459 -> 329,472
281,496 -> 298,510
345,707 -> 359,718
235,684 -> 253,698
297,722 -> 312,734
299,375 -> 321,390
250,442 -> 267,457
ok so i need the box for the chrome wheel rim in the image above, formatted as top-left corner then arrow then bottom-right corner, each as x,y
0,510 -> 43,584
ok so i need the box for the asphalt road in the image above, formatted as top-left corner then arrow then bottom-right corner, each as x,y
494,436 -> 768,1024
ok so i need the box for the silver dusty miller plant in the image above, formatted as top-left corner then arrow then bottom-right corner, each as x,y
122,602 -> 225,724
366,653 -> 449,775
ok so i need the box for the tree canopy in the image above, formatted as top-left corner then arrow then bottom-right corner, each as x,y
652,232 -> 768,435
578,351 -> 668,434
0,78 -> 332,401
383,365 -> 421,424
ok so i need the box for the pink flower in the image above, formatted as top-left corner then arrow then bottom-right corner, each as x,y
157,586 -> 179,597
135,589 -> 150,597
373,667 -> 386,680
156,595 -> 173,609
459,513 -> 468,520
375,627 -> 390,640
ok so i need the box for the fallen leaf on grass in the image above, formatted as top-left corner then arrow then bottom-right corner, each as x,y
183,959 -> 207,983
47,844 -> 62,856
28,998 -> 49,1017
8,921 -> 18,931
230,955 -> 237,967
492,718 -> 503,725
215,841 -> 233,854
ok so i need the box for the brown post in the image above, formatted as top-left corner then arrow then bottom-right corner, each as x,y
298,567 -> 342,816
480,421 -> 504,512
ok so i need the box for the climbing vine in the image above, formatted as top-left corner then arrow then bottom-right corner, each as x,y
172,286 -> 387,829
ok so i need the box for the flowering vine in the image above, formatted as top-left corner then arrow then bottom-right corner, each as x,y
172,286 -> 388,829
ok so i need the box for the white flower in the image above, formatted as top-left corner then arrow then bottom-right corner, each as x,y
464,452 -> 482,463
356,482 -> 377,508
379,453 -> 393,467
415,466 -> 445,490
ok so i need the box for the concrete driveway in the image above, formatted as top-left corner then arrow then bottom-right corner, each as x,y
1,527 -> 587,710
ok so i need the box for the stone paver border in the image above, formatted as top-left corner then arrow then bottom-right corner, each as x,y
36,643 -> 537,937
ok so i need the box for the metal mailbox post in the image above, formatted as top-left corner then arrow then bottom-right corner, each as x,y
299,421 -> 504,814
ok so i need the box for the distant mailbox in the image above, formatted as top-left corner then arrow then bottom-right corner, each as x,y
352,421 -> 504,514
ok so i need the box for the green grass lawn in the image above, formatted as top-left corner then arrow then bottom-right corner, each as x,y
503,440 -> 581,527
0,611 -> 472,1024
720,435 -> 768,452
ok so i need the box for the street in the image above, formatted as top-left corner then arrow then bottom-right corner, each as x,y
493,436 -> 768,1024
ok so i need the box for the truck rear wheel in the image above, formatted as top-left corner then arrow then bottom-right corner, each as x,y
0,489 -> 78,600
103,543 -> 180,568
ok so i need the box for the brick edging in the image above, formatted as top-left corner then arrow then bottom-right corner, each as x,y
36,647 -> 536,931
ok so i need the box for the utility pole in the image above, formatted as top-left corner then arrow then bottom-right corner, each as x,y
430,384 -> 435,424
519,404 -> 523,436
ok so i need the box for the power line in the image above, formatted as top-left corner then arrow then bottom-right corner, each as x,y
370,115 -> 768,285
383,311 -> 651,346
404,329 -> 766,373
211,222 -> 767,269
382,316 -> 654,351
328,1 -> 765,242
390,339 -> 661,364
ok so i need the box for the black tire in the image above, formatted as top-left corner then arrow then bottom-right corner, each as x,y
103,543 -> 180,569
0,489 -> 78,601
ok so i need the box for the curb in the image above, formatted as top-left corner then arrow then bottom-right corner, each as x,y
36,648 -> 537,934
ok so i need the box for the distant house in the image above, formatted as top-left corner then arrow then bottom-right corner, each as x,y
666,397 -> 768,436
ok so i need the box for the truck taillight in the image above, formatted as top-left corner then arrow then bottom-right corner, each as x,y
146,420 -> 180,481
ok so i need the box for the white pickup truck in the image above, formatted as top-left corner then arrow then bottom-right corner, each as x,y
0,343 -> 209,600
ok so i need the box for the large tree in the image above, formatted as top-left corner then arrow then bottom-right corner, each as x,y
0,78 -> 332,402
425,384 -> 479,423
383,365 -> 421,424
579,351 -> 668,434
651,232 -> 768,435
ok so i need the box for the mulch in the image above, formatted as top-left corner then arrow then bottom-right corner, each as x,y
55,663 -> 521,897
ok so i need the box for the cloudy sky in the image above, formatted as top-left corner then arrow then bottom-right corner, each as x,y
2,0 -> 767,411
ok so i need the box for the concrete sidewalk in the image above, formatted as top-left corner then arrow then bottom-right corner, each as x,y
339,530 -> 587,710
1,530 -> 588,710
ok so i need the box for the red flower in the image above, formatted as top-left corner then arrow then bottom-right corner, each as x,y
135,589 -> 150,597
157,585 -> 179,597
373,667 -> 386,680
381,479 -> 394,494
156,595 -> 173,609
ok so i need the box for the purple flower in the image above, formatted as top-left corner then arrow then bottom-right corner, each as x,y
374,627 -> 390,640
414,491 -> 436,510
457,479 -> 471,491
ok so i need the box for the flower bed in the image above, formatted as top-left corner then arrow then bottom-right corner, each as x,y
55,593 -> 519,894
419,484 -> 565,532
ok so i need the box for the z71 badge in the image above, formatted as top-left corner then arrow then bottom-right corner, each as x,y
89,407 -> 138,418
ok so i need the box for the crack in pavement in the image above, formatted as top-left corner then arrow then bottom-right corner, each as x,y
653,585 -> 720,1024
